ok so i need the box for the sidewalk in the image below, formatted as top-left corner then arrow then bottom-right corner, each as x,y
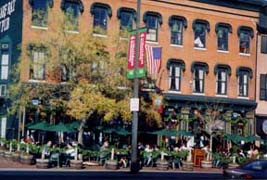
0,156 -> 223,174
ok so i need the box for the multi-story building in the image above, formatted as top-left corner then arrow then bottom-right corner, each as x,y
1,0 -> 266,144
256,3 -> 267,141
0,0 -> 22,139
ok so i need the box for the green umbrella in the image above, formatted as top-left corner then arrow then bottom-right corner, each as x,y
27,121 -> 51,131
67,121 -> 80,130
225,134 -> 247,144
49,122 -> 76,133
150,129 -> 193,137
115,128 -> 131,136
245,135 -> 262,143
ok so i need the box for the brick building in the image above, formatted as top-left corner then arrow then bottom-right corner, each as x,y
1,0 -> 266,143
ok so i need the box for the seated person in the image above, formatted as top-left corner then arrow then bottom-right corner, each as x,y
42,141 -> 52,158
65,143 -> 75,159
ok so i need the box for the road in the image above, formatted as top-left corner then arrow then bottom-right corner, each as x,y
0,170 -> 224,180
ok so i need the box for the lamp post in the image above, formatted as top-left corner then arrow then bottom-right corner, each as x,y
130,0 -> 141,173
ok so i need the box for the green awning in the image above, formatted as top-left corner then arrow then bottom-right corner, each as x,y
164,93 -> 257,111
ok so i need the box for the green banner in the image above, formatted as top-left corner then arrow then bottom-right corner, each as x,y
127,70 -> 135,79
135,68 -> 146,78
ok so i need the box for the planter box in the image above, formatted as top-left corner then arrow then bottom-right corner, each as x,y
20,154 -> 33,165
4,151 -> 12,161
182,161 -> 193,171
70,160 -> 83,169
12,152 -> 20,162
201,160 -> 212,168
156,160 -> 169,171
105,160 -> 118,170
36,159 -> 49,169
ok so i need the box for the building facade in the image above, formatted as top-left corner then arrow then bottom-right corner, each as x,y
0,0 -> 22,139
2,0 -> 266,142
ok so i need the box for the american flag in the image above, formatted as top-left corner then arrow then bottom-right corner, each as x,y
145,45 -> 162,78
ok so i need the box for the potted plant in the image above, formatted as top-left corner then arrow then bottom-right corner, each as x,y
11,140 -> 21,162
105,148 -> 118,170
155,148 -> 169,170
182,148 -> 193,171
36,144 -> 50,168
20,143 -> 33,165
0,138 -> 7,157
70,145 -> 83,169
4,140 -> 13,161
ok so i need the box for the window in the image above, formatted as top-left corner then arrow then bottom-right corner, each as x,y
260,74 -> 267,100
214,64 -> 231,95
61,0 -> 83,31
0,84 -> 6,96
216,70 -> 227,95
261,35 -> 267,54
117,7 -> 136,32
167,59 -> 185,91
193,19 -> 210,48
238,26 -> 254,54
61,64 -> 69,82
90,3 -> 112,35
28,45 -> 48,80
29,0 -> 53,27
0,51 -> 9,80
237,67 -> 252,97
143,11 -> 162,42
216,23 -> 232,51
191,62 -> 209,93
169,16 -> 187,46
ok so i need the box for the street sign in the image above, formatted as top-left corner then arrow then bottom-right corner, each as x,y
130,98 -> 139,111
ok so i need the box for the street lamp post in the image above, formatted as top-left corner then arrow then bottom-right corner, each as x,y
130,0 -> 141,173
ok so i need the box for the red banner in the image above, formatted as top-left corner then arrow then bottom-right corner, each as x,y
128,34 -> 136,70
138,31 -> 146,68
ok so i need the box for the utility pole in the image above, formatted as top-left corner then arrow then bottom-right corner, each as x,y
130,0 -> 141,173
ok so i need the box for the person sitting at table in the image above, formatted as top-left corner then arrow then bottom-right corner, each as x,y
42,141 -> 52,159
66,143 -> 75,159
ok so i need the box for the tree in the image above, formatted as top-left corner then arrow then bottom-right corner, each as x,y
9,9 -> 162,144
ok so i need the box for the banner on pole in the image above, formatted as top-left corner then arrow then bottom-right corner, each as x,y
127,27 -> 147,79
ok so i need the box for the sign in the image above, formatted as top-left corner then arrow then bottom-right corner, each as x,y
130,98 -> 139,112
127,27 -> 147,79
127,33 -> 136,79
262,120 -> 267,135
0,0 -> 16,33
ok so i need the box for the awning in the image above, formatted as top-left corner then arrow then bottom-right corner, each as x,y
164,93 -> 257,111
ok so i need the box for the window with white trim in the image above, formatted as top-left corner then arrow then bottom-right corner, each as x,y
0,52 -> 9,80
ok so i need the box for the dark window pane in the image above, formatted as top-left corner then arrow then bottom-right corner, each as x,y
64,2 -> 79,31
217,27 -> 228,51
32,0 -> 49,27
120,11 -> 133,31
194,24 -> 206,48
261,36 -> 267,54
239,32 -> 250,54
260,74 -> 267,100
94,7 -> 108,33
171,20 -> 183,45
146,15 -> 158,41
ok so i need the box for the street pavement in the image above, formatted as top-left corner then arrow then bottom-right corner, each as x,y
0,156 -> 224,180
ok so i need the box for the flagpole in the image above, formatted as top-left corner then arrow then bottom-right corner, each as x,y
130,0 -> 141,173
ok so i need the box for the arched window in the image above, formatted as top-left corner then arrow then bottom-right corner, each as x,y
167,59 -> 185,91
29,0 -> 53,27
238,26 -> 254,54
192,19 -> 210,49
169,16 -> 187,46
90,2 -> 112,35
61,0 -> 84,32
143,11 -> 162,42
191,62 -> 209,93
214,64 -> 231,95
215,23 -> 232,51
236,67 -> 252,97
